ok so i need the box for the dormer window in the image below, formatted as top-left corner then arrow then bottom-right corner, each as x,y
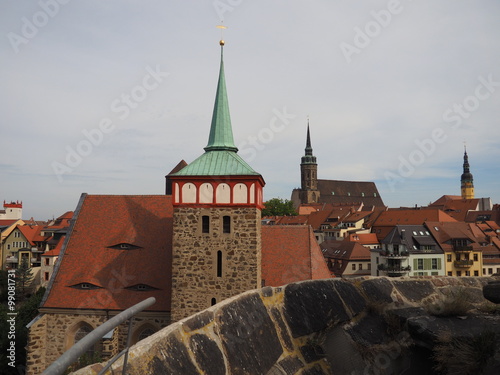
107,243 -> 142,250
126,284 -> 159,292
70,282 -> 101,290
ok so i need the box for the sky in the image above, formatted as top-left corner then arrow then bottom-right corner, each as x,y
1,0 -> 499,220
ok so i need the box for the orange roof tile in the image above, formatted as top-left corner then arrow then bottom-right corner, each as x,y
42,194 -> 173,312
261,225 -> 331,287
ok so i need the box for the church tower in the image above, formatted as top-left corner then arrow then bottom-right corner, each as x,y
299,124 -> 320,204
461,146 -> 474,199
169,40 -> 265,322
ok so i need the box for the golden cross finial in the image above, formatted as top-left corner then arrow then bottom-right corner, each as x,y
216,23 -> 227,45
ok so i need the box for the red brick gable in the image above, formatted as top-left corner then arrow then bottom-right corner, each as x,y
261,226 -> 331,287
42,194 -> 173,312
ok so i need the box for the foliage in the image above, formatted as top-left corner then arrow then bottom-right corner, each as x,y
261,198 -> 297,217
15,258 -> 34,297
426,287 -> 472,317
433,330 -> 497,375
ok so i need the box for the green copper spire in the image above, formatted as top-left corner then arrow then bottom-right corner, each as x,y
172,40 -> 261,177
204,43 -> 238,152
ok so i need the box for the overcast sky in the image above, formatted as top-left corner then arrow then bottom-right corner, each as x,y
1,0 -> 499,220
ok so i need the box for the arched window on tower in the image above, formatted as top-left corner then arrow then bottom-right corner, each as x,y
211,297 -> 217,306
217,250 -> 223,277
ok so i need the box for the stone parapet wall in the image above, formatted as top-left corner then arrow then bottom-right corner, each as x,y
75,276 -> 499,375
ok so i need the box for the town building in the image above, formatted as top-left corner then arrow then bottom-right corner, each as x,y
322,240 -> 371,278
290,127 -> 385,208
426,221 -> 484,277
372,225 -> 445,277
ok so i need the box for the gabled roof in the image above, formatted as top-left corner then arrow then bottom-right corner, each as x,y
347,233 -> 380,246
321,240 -> 371,277
372,209 -> 456,241
317,179 -> 385,207
42,194 -> 173,312
261,225 -> 331,286
425,221 -> 481,252
43,236 -> 64,257
429,196 -> 479,221
381,225 -> 442,253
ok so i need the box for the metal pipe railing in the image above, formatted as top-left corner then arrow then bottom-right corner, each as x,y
41,297 -> 156,375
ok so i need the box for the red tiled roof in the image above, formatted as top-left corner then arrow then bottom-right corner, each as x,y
42,195 -> 173,312
0,219 -> 21,227
261,225 -> 331,287
347,233 -> 380,245
43,236 -> 65,257
372,209 -> 456,241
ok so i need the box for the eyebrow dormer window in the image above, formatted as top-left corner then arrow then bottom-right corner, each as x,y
107,243 -> 142,250
125,284 -> 159,292
70,283 -> 101,290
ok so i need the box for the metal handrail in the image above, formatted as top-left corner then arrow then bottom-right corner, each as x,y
41,297 -> 156,375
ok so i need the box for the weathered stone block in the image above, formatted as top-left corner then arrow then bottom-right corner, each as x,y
189,333 -> 225,375
284,280 -> 349,338
360,278 -> 393,303
145,334 -> 199,375
216,293 -> 282,375
333,279 -> 366,317
483,281 -> 500,304
393,280 -> 434,302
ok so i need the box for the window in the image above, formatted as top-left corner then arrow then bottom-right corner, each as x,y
211,298 -> 217,306
474,270 -> 479,276
447,254 -> 452,262
202,215 -> 210,233
352,264 -> 356,271
447,271 -> 452,276
45,258 -> 50,266
368,263 -> 371,270
223,216 -> 231,234
217,251 -> 223,277
431,259 -> 438,270
74,324 -> 95,358
376,257 -> 379,265
44,272 -> 49,281
465,271 -> 470,276
137,328 -> 155,342
457,271 -> 462,277
359,264 -> 363,270
473,253 -> 478,262
488,268 -> 493,275
417,259 -> 424,270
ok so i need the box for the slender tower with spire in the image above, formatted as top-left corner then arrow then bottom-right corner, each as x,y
299,123 -> 320,204
169,37 -> 265,321
461,146 -> 474,199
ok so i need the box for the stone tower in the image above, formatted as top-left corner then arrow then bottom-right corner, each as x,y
169,41 -> 265,322
461,146 -> 474,199
299,124 -> 320,204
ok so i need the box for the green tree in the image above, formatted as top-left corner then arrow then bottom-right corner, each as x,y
15,258 -> 34,297
262,198 -> 297,217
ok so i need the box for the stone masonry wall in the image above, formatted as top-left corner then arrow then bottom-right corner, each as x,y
75,276 -> 499,375
171,206 -> 262,322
